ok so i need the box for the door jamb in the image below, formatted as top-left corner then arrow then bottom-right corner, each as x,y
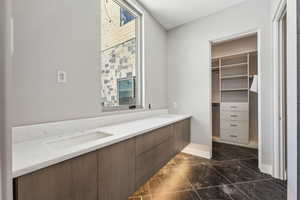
272,0 -> 287,180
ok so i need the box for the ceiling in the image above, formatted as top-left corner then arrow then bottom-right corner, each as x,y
137,0 -> 247,30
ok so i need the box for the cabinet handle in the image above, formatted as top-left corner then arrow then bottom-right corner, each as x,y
230,106 -> 237,108
230,135 -> 238,138
230,115 -> 238,117
230,124 -> 238,127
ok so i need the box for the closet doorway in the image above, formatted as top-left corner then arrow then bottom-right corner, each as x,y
210,32 -> 261,169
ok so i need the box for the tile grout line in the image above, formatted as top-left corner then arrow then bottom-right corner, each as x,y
192,177 -> 274,192
232,178 -> 287,200
230,179 -> 277,200
210,152 -> 271,183
231,184 -> 252,200
208,162 -> 236,186
231,178 -> 274,185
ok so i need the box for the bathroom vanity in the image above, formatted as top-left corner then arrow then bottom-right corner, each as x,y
13,116 -> 191,200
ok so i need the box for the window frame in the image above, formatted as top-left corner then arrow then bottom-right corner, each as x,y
100,0 -> 144,112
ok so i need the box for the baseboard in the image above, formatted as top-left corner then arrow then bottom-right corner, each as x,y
181,143 -> 211,159
260,163 -> 273,176
213,136 -> 258,149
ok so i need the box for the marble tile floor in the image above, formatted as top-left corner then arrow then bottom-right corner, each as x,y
128,142 -> 287,200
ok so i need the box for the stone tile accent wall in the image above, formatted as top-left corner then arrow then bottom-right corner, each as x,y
101,39 -> 136,107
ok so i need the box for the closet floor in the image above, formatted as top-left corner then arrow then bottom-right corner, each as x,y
128,142 -> 287,200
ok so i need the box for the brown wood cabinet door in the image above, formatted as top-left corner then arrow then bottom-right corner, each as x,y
71,152 -> 98,200
136,125 -> 173,156
183,119 -> 191,147
135,147 -> 156,187
135,128 -> 174,188
154,125 -> 173,146
136,130 -> 157,156
174,121 -> 184,153
155,135 -> 175,167
15,160 -> 72,200
174,119 -> 191,153
14,152 -> 98,200
98,139 -> 136,200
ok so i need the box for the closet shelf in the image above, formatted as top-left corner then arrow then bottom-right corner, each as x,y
221,62 -> 248,69
221,75 -> 248,79
211,50 -> 257,60
221,88 -> 248,92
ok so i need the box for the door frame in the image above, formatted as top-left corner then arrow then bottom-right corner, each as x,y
273,0 -> 299,198
286,0 -> 298,199
0,0 -> 13,199
272,0 -> 287,180
208,29 -> 263,172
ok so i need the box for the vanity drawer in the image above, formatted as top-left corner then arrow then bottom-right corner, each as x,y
221,111 -> 249,121
221,103 -> 248,112
136,125 -> 173,156
221,120 -> 249,131
221,129 -> 249,144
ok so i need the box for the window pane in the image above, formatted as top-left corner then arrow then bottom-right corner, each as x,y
101,0 -> 139,109
120,7 -> 135,26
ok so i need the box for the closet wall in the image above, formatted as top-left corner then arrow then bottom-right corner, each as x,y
211,34 -> 258,148
212,35 -> 257,58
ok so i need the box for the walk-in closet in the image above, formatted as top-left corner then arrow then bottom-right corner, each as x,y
211,34 -> 258,148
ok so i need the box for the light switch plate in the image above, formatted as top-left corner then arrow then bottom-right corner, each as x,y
57,70 -> 67,83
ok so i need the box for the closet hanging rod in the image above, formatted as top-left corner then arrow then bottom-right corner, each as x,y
221,88 -> 248,92
221,75 -> 248,79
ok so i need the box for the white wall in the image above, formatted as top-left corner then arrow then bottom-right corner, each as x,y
144,15 -> 168,110
12,0 -> 168,126
168,0 -> 273,166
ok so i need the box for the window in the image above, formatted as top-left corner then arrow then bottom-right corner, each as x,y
101,0 -> 142,111
117,77 -> 136,105
120,7 -> 135,26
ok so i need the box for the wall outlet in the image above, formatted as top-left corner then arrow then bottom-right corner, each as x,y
57,70 -> 67,83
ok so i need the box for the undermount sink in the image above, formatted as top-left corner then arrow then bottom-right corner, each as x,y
46,132 -> 113,149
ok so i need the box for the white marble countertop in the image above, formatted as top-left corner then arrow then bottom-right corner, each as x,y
13,114 -> 191,178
